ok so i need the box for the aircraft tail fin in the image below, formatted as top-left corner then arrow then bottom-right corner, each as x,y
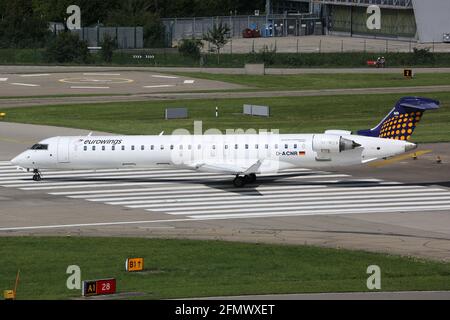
357,97 -> 439,141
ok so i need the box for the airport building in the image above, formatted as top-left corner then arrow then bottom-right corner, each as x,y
163,0 -> 450,43
314,0 -> 450,42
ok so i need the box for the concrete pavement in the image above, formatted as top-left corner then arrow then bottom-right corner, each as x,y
1,85 -> 450,108
1,122 -> 450,262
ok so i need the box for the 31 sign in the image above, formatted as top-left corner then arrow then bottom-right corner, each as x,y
404,69 -> 413,78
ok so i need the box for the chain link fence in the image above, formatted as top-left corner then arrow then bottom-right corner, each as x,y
49,24 -> 144,49
162,14 -> 322,45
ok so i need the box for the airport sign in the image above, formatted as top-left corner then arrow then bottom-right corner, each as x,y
126,257 -> 144,272
82,278 -> 116,296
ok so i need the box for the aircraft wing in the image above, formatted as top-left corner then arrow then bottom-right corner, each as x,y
187,160 -> 262,175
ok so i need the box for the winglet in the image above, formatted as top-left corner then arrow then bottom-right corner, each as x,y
244,160 -> 262,175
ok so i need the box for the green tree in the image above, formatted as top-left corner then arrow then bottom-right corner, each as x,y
158,0 -> 265,17
100,34 -> 117,63
32,0 -> 122,26
412,48 -> 435,65
178,38 -> 203,60
105,1 -> 166,47
0,0 -> 51,48
45,31 -> 90,63
203,23 -> 230,63
143,15 -> 166,48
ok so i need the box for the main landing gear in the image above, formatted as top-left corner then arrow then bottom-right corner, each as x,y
233,173 -> 256,187
32,169 -> 42,181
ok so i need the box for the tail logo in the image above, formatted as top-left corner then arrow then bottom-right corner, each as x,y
356,97 -> 438,140
379,111 -> 422,140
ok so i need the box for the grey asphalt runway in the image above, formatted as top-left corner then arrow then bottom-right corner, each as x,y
3,86 -> 450,108
2,65 -> 450,75
0,70 -> 242,98
2,85 -> 450,108
1,66 -> 449,108
1,121 -> 450,262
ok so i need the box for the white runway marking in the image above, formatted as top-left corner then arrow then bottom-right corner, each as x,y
5,175 -> 348,190
20,74 -> 50,77
189,205 -> 450,220
0,172 -> 347,185
153,198 -> 450,215
183,80 -> 195,84
151,75 -> 178,79
63,184 -> 401,201
1,162 -> 450,231
82,185 -> 415,201
143,84 -> 175,88
70,86 -> 110,89
0,218 -> 191,232
0,78 -> 8,81
112,191 -> 450,207
83,73 -> 121,76
10,83 -> 40,87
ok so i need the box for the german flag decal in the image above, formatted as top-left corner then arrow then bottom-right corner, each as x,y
299,151 -> 306,156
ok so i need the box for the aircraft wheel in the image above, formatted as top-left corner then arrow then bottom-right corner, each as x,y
233,176 -> 246,188
33,169 -> 41,181
248,173 -> 256,183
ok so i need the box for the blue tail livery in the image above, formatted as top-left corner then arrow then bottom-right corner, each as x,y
357,96 -> 439,140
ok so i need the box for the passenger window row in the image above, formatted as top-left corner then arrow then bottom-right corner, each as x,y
83,144 -> 300,151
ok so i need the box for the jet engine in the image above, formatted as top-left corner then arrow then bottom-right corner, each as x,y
312,134 -> 360,153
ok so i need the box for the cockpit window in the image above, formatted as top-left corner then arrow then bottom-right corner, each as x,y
30,144 -> 48,150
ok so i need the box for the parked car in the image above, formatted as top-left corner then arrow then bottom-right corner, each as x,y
242,28 -> 261,38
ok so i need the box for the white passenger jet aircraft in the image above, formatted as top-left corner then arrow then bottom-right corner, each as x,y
11,97 -> 439,187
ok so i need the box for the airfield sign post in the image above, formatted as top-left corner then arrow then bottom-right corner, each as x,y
404,69 -> 414,79
82,278 -> 116,297
126,257 -> 144,272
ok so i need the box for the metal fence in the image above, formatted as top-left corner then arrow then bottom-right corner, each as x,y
313,0 -> 413,9
200,36 -> 449,54
71,27 -> 144,49
161,14 -> 322,43
48,24 -> 144,49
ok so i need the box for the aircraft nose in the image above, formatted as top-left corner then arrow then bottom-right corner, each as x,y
11,153 -> 25,166
405,142 -> 417,152
10,155 -> 19,166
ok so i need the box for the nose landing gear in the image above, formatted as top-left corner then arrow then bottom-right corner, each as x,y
233,173 -> 257,187
32,169 -> 42,181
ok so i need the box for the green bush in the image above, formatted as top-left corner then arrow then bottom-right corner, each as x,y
3,45 -> 450,68
143,16 -> 167,48
45,32 -> 91,64
0,1 -> 51,48
412,48 -> 435,65
259,44 -> 277,65
178,38 -> 203,59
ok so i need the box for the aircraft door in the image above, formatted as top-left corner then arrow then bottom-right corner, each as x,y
57,137 -> 71,163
